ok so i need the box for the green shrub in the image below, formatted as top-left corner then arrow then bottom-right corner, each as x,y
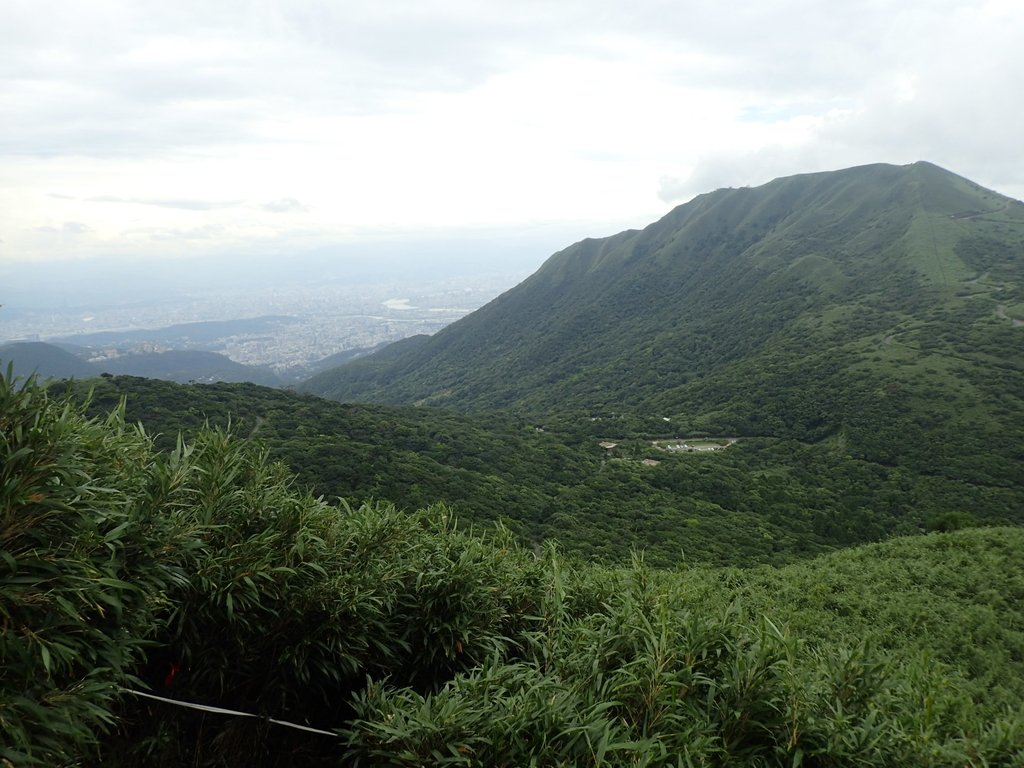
0,374 -> 192,766
103,436 -> 548,766
346,555 -> 1024,767
4,372 -> 1023,767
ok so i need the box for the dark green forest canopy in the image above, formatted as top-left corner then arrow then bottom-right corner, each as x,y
4,374 -> 1024,766
70,375 -> 1024,567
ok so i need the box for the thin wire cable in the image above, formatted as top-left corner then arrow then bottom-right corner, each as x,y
120,688 -> 340,737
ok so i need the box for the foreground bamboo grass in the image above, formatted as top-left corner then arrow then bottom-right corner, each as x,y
2,372 -> 1023,766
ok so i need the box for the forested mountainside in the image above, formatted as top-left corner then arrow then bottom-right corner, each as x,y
4,373 -> 1024,766
64,376 -> 1022,566
305,162 -> 1024,494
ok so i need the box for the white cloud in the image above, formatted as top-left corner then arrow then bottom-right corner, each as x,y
50,193 -> 241,210
1,0 -> 1022,265
262,198 -> 308,213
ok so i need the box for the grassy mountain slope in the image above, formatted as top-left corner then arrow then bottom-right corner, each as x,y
304,162 -> 1024,487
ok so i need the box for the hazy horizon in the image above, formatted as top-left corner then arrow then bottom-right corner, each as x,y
3,0 -> 1023,274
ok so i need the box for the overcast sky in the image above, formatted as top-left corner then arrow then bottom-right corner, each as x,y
2,0 -> 1023,269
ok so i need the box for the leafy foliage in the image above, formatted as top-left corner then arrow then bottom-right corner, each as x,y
0,374 -> 188,766
2,372 -> 546,766
71,375 -> 1024,568
4,372 -> 1024,765
344,553 -> 1024,767
725,527 -> 1024,712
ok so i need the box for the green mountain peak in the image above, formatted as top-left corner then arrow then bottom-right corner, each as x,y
304,161 -> 1023,499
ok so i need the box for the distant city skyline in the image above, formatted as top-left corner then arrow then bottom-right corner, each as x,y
0,268 -> 527,378
2,0 -> 1023,275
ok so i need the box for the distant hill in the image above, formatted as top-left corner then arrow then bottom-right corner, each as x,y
305,334 -> 430,390
48,315 -> 299,348
93,350 -> 281,386
0,342 -> 281,386
301,340 -> 393,377
304,161 -> 1024,489
0,341 -> 98,380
